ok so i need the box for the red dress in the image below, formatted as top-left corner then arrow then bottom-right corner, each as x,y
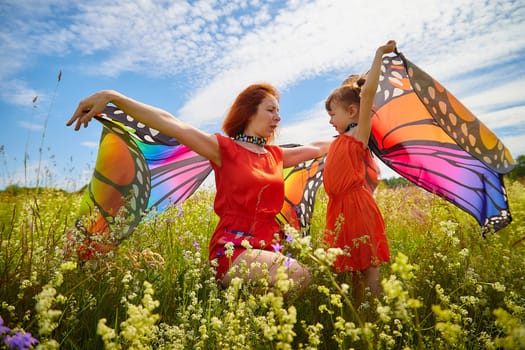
209,134 -> 284,278
323,134 -> 390,272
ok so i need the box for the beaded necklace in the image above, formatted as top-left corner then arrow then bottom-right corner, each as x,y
233,134 -> 267,147
345,122 -> 358,132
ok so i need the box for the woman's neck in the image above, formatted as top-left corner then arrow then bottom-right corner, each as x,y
233,133 -> 267,147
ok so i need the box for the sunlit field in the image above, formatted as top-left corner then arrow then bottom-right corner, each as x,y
1,179 -> 524,349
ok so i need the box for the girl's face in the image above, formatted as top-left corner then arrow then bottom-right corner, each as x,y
327,100 -> 357,134
245,95 -> 281,138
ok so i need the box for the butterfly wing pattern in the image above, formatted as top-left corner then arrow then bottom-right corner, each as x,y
370,52 -> 515,232
67,107 -> 213,258
66,118 -> 152,258
276,153 -> 325,234
96,107 -> 213,212
364,149 -> 380,193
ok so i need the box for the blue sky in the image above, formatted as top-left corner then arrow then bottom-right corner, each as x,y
1,0 -> 524,191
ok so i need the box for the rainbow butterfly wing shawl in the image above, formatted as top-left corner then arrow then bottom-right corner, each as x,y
66,118 -> 151,258
370,52 -> 515,232
67,107 -> 212,258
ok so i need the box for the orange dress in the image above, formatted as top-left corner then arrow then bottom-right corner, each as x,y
323,134 -> 390,272
209,134 -> 284,278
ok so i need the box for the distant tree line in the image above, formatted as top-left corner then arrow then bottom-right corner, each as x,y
507,154 -> 525,180
381,177 -> 411,188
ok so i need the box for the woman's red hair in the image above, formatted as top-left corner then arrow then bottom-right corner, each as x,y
222,83 -> 280,140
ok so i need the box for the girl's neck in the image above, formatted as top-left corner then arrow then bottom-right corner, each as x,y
345,122 -> 358,132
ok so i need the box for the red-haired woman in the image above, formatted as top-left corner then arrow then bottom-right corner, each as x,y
67,83 -> 330,293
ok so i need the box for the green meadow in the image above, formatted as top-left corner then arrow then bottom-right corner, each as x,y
0,176 -> 524,349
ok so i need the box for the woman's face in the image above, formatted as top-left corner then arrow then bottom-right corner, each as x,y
328,100 -> 356,134
245,95 -> 281,138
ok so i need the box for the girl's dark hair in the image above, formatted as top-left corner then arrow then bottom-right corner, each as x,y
222,83 -> 279,139
325,74 -> 366,112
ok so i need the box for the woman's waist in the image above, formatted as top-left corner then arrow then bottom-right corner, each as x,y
219,210 -> 280,222
211,217 -> 282,249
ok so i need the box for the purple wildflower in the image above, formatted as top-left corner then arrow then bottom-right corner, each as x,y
271,242 -> 283,252
192,240 -> 201,251
284,253 -> 292,268
0,319 -> 10,335
3,330 -> 39,350
284,233 -> 293,243
175,204 -> 184,217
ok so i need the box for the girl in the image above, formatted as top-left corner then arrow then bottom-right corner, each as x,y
323,41 -> 396,304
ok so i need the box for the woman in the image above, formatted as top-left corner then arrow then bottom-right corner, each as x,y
67,83 -> 330,291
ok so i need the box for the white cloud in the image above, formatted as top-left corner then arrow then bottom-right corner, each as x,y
18,121 -> 44,131
80,141 -> 99,148
502,134 -> 525,158
462,79 -> 525,115
175,0 -> 525,129
3,0 -> 525,115
0,80 -> 40,107
276,101 -> 332,145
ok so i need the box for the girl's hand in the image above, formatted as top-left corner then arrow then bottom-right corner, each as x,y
379,40 -> 397,55
66,90 -> 115,130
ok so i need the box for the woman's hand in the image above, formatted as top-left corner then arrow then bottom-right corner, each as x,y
66,90 -> 117,130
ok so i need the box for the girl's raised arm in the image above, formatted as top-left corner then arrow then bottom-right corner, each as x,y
355,40 -> 396,145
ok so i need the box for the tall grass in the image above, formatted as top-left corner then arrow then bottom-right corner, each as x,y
0,179 -> 524,349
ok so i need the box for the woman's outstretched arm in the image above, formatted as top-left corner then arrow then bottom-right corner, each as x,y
67,90 -> 222,166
